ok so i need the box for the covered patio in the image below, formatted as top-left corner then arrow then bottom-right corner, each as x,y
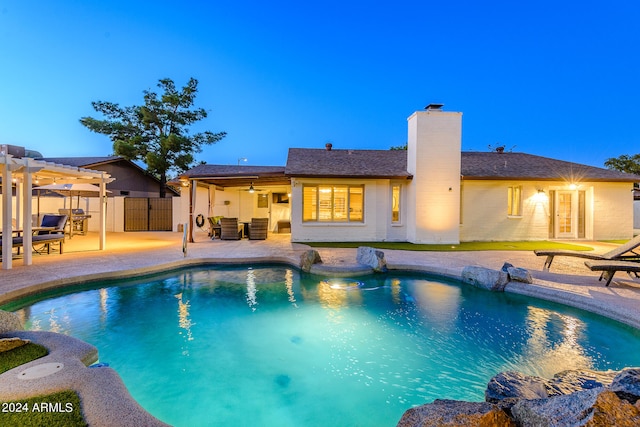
1,153 -> 113,269
178,165 -> 291,242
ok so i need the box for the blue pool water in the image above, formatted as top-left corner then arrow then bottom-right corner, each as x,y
7,264 -> 640,426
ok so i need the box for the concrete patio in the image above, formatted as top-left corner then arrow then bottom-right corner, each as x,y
2,230 -> 640,328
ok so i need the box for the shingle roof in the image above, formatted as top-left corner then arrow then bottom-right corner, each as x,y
38,156 -> 122,168
285,148 -> 411,178
461,152 -> 640,182
181,164 -> 286,178
183,150 -> 640,183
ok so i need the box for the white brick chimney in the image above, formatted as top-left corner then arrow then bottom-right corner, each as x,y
406,105 -> 462,244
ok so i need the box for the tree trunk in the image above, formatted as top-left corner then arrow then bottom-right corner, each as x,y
159,172 -> 167,198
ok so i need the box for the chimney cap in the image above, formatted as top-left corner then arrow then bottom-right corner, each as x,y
325,142 -> 333,151
425,103 -> 444,111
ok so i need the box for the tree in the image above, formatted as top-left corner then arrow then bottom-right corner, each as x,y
604,153 -> 640,175
80,77 -> 226,197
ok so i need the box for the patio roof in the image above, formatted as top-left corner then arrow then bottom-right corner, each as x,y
1,154 -> 113,270
179,164 -> 289,188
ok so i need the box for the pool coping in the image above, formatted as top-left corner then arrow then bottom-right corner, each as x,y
2,251 -> 640,426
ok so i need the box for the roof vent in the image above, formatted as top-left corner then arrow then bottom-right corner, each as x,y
325,142 -> 333,151
425,103 -> 444,111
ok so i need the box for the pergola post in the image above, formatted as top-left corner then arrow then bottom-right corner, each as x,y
99,173 -> 107,250
21,165 -> 33,265
1,156 -> 13,269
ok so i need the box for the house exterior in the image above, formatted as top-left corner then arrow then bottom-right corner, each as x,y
180,107 -> 640,243
37,156 -> 178,198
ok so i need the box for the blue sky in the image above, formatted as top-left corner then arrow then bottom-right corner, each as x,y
1,1 -> 639,170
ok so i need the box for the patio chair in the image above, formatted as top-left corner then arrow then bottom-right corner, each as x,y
248,218 -> 269,240
8,214 -> 68,256
207,217 -> 222,239
32,214 -> 68,254
534,234 -> 640,271
220,218 -> 242,240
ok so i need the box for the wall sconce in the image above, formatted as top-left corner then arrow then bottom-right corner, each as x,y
537,189 -> 545,194
569,183 -> 578,190
249,182 -> 255,193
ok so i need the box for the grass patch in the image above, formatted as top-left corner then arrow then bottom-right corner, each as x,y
0,390 -> 87,426
305,241 -> 594,251
0,343 -> 48,374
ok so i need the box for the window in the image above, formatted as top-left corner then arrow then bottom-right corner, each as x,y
507,186 -> 522,216
303,185 -> 364,222
391,185 -> 401,223
257,194 -> 268,208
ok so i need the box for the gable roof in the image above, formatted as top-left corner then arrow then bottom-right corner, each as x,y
38,156 -> 180,195
461,152 -> 640,182
285,148 -> 411,179
36,156 -> 123,168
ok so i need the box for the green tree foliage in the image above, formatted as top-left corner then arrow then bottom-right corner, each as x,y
604,154 -> 640,175
80,78 -> 226,197
390,144 -> 407,150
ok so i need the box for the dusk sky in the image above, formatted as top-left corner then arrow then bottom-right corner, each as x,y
1,1 -> 639,170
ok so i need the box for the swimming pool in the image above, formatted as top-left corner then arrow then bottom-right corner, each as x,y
7,264 -> 640,426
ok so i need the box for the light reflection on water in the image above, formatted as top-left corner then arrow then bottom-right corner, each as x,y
9,265 -> 640,427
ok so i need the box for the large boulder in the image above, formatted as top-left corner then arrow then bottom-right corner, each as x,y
299,250 -> 322,272
511,388 -> 640,427
507,266 -> 534,284
550,369 -> 618,396
486,371 -> 551,403
356,246 -> 388,273
0,310 -> 24,333
610,368 -> 640,403
461,266 -> 509,292
396,399 -> 514,427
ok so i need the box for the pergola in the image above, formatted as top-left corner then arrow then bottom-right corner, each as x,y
1,154 -> 113,269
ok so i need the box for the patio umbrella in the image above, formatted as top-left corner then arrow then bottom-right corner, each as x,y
34,183 -> 110,237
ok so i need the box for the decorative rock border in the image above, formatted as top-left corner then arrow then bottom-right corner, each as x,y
397,368 -> 640,426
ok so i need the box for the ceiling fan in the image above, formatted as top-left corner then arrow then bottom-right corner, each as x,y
241,182 -> 265,193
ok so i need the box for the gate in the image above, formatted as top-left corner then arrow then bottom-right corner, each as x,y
124,198 -> 173,231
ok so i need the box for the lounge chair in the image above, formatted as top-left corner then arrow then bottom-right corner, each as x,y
220,218 -> 242,240
32,214 -> 68,254
0,214 -> 67,256
248,218 -> 268,240
535,235 -> 640,271
584,260 -> 640,286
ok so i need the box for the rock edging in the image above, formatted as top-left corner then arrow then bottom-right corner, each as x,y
397,367 -> 640,427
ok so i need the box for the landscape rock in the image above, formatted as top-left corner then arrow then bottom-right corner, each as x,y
356,246 -> 388,273
507,266 -> 534,283
461,266 -> 509,292
0,337 -> 31,352
299,250 -> 322,272
486,371 -> 551,403
396,399 -> 514,427
550,369 -> 618,396
398,367 -> 640,427
511,388 -> 640,427
610,368 -> 640,403
0,310 -> 24,333
511,388 -> 601,426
